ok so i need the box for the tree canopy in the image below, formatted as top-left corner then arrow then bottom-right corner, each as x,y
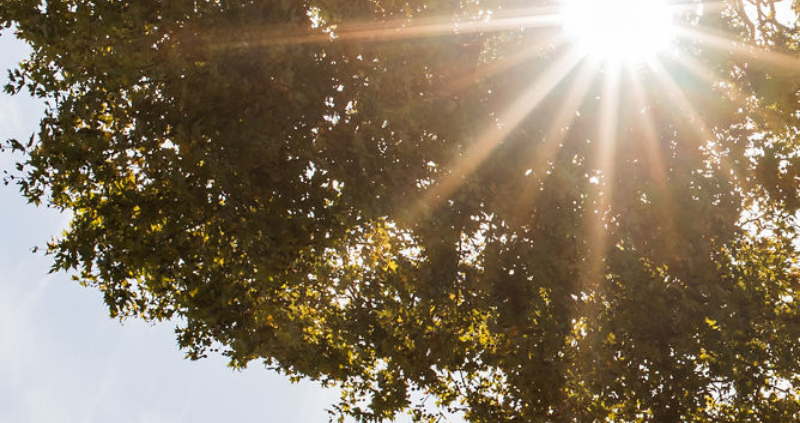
2,0 -> 800,421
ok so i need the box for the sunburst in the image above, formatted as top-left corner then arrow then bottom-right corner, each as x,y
400,0 -> 799,213
200,0 -> 799,223
561,0 -> 677,64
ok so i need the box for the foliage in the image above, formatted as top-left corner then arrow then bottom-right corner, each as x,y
2,0 -> 799,421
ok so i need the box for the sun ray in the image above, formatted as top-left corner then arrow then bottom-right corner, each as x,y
571,62 -> 622,379
648,60 -> 744,188
669,45 -> 797,133
667,51 -> 753,112
443,34 -> 569,96
649,60 -> 718,143
674,24 -> 800,76
510,58 -> 599,220
628,71 -> 669,186
628,69 -> 682,256
596,63 -> 623,201
412,48 -> 585,217
580,62 -> 622,293
668,51 -> 723,87
196,6 -> 563,52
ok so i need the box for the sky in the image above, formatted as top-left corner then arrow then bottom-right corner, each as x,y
0,31 -> 340,423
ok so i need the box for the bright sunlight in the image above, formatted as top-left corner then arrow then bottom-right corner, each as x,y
562,0 -> 677,63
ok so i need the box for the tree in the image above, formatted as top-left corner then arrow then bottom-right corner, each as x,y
1,0 -> 799,421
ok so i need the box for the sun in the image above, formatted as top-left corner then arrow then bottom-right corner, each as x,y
562,0 -> 677,64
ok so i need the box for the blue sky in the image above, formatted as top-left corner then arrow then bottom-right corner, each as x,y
0,31 -> 339,423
